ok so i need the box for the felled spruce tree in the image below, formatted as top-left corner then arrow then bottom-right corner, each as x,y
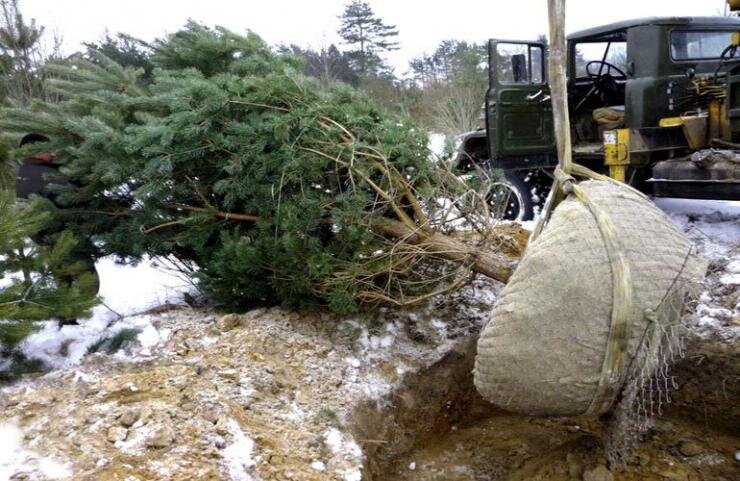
0,193 -> 99,345
1,23 -> 524,313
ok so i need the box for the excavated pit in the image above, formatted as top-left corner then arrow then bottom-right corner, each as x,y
352,332 -> 739,481
349,199 -> 740,481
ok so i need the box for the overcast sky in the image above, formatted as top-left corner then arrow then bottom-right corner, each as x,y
23,0 -> 728,76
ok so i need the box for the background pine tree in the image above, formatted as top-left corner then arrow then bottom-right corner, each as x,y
279,43 -> 358,87
0,0 -> 62,106
0,0 -> 43,105
84,32 -> 155,85
338,0 -> 399,78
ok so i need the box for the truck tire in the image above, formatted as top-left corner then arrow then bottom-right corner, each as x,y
486,171 -> 535,221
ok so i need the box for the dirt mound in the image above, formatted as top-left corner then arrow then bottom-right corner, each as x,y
0,279 -> 501,481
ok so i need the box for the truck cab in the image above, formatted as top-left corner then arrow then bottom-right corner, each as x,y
457,16 -> 740,220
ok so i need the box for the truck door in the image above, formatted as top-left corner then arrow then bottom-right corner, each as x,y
486,40 -> 554,166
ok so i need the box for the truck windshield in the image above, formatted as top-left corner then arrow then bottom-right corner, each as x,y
670,31 -> 734,60
574,42 -> 627,78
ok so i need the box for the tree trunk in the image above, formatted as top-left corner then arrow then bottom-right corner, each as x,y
373,218 -> 523,284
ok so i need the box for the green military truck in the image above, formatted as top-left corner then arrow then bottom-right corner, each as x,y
456,16 -> 740,220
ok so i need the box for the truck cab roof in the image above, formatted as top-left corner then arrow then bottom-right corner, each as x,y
568,16 -> 740,42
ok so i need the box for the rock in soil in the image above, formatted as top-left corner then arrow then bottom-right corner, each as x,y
145,425 -> 175,449
118,408 -> 140,428
106,426 -> 127,443
583,465 -> 613,481
216,313 -> 242,332
678,439 -> 704,457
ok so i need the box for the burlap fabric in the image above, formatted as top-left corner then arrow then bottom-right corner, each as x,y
474,180 -> 705,416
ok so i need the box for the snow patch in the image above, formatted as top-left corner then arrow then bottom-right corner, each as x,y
325,427 -> 363,455
222,419 -> 257,481
656,198 -> 739,338
19,314 -> 166,369
9,255 -> 192,370
653,198 -> 740,218
0,421 -> 72,480
720,272 -> 740,286
428,133 -> 447,160
95,256 -> 193,316
324,427 -> 345,455
344,469 -> 362,481
324,427 -> 364,479
344,357 -> 361,368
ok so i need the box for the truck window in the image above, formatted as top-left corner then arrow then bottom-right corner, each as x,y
495,43 -> 544,84
574,42 -> 627,78
670,31 -> 733,60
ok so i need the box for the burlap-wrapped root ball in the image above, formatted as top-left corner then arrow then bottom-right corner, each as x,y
474,180 -> 706,417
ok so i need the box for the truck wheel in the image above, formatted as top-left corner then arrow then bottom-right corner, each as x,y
486,171 -> 535,221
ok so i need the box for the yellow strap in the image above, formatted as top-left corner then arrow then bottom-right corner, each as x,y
532,0 -> 571,242
532,163 -> 635,414
570,183 -> 634,415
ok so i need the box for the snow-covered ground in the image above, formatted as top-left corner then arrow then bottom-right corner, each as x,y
654,197 -> 739,253
427,133 -> 448,161
654,198 -> 740,337
0,422 -> 72,480
8,256 -> 194,370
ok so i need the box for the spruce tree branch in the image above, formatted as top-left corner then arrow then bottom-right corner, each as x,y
163,203 -> 259,222
302,122 -> 424,231
185,175 -> 212,208
142,202 -> 263,233
347,146 -> 430,228
64,209 -> 130,217
318,116 -> 356,142
140,218 -> 189,234
365,150 -> 429,226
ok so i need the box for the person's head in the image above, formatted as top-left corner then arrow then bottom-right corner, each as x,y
20,133 -> 54,163
20,133 -> 49,147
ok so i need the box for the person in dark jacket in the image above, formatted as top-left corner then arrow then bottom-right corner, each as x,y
15,133 -> 62,201
15,133 -> 100,325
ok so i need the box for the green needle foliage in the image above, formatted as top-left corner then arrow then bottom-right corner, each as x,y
0,137 -> 13,190
0,193 -> 99,345
0,22 -> 506,314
